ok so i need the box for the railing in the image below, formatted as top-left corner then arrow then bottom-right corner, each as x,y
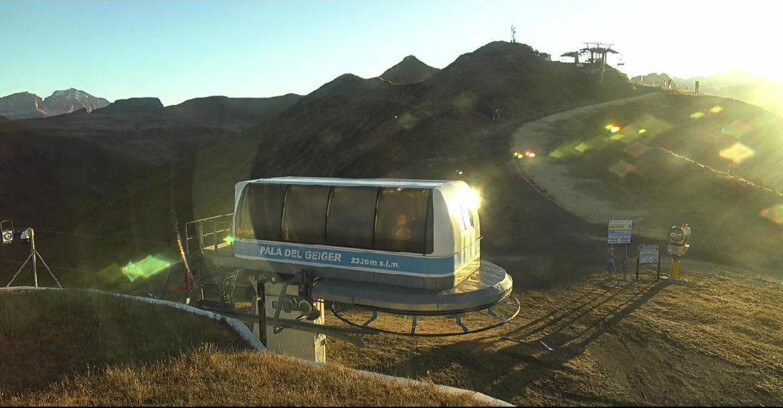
184,213 -> 233,255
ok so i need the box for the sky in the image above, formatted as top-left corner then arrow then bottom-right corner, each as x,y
1,0 -> 781,106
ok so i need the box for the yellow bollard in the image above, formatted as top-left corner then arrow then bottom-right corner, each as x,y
670,259 -> 682,280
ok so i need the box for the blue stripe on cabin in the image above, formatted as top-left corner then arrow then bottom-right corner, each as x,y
233,240 -> 455,276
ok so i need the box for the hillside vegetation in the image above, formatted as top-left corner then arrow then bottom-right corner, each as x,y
0,93 -> 300,229
513,91 -> 783,271
379,55 -> 439,84
0,289 -> 497,406
0,289 -> 250,395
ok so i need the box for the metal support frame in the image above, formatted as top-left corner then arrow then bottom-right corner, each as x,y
257,278 -> 267,346
622,244 -> 629,280
607,245 -> 616,277
5,229 -> 61,288
330,295 -> 521,337
272,281 -> 290,334
362,310 -> 378,328
456,314 -> 468,333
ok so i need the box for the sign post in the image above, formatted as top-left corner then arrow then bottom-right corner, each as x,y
637,244 -> 661,281
607,220 -> 632,281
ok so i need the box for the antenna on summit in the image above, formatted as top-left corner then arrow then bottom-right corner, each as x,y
510,25 -> 517,43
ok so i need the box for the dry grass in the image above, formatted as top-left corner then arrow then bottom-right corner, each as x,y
3,347 -> 495,406
0,289 -> 251,396
328,260 -> 783,406
0,289 -> 497,406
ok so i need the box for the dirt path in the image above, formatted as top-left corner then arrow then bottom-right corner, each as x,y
510,93 -> 658,231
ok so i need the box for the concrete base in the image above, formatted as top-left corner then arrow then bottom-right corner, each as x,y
250,278 -> 326,363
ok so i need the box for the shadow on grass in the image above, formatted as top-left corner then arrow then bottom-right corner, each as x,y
382,278 -> 669,403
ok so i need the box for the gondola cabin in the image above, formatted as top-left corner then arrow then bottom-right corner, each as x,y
232,177 -> 482,291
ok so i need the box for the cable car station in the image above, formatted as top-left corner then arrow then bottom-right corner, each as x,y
184,177 -> 520,362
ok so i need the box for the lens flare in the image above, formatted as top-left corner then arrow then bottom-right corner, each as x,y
710,105 -> 723,113
719,142 -> 755,164
550,149 -> 567,159
690,112 -> 705,119
760,204 -> 783,225
398,112 -> 417,130
623,142 -> 649,158
636,114 -> 673,137
610,126 -> 621,133
608,160 -> 636,177
121,255 -> 172,282
224,235 -> 235,245
638,129 -> 647,134
761,172 -> 783,190
461,188 -> 482,209
721,120 -> 752,138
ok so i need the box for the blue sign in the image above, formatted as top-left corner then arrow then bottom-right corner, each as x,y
233,239 -> 455,276
638,245 -> 660,264
608,219 -> 632,244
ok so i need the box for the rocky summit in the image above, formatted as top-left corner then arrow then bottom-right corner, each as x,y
0,88 -> 109,119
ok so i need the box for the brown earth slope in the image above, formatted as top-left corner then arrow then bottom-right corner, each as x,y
329,260 -> 783,406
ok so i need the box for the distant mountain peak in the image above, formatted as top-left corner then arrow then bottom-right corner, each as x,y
379,55 -> 439,84
51,88 -> 79,96
0,92 -> 45,119
0,88 -> 109,119
42,89 -> 109,116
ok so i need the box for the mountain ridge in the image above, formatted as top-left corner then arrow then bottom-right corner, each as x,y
631,69 -> 783,115
378,55 -> 439,84
0,89 -> 109,119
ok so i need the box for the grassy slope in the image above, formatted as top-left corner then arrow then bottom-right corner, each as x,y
529,92 -> 783,270
0,289 -> 495,406
5,349 -> 495,406
328,261 -> 783,406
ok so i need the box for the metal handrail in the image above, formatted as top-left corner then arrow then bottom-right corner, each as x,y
184,213 -> 233,255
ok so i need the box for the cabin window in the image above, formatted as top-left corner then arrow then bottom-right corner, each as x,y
375,188 -> 430,253
282,185 -> 331,245
326,187 -> 377,249
458,204 -> 473,231
238,182 -> 435,255
425,192 -> 434,254
236,183 -> 287,240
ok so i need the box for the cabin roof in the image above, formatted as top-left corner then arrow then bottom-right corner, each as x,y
245,177 -> 454,189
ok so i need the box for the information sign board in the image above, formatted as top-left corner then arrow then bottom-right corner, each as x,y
608,219 -> 632,244
638,245 -> 660,264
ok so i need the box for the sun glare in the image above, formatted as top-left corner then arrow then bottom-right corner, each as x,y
121,255 -> 172,282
